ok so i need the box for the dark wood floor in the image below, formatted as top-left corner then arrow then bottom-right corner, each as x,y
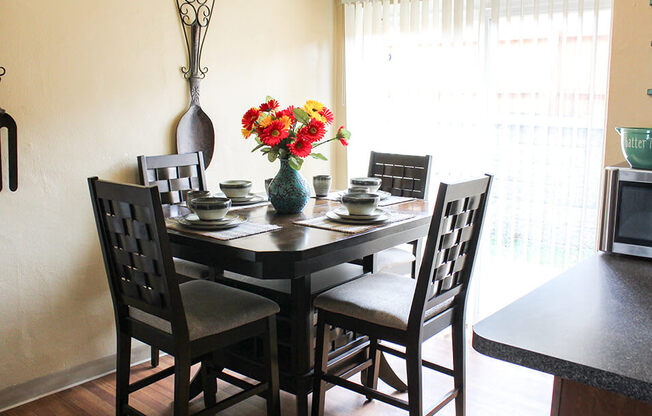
1,330 -> 553,415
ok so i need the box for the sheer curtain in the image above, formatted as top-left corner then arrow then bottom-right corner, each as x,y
343,0 -> 611,320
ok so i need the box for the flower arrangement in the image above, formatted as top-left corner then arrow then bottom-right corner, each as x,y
242,97 -> 351,170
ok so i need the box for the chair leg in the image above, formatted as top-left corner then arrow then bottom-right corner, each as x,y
115,331 -> 131,416
150,347 -> 159,367
364,338 -> 381,400
452,323 -> 466,416
173,349 -> 192,416
200,358 -> 217,408
406,342 -> 423,416
311,313 -> 330,416
263,316 -> 281,416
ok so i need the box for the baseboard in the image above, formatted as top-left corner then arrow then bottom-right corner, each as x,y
0,345 -> 153,412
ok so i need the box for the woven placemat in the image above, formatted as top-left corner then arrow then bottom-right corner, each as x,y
293,212 -> 415,234
318,191 -> 416,207
166,219 -> 281,241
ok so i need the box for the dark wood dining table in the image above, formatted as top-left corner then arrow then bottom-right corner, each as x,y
166,196 -> 433,416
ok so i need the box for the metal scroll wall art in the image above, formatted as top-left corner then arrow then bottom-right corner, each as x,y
0,66 -> 18,192
175,0 -> 216,168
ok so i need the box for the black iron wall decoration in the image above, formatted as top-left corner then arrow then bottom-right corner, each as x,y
175,0 -> 216,168
0,66 -> 18,192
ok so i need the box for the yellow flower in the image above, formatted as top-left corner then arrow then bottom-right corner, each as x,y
242,128 -> 252,139
279,115 -> 293,130
304,100 -> 324,113
259,115 -> 274,128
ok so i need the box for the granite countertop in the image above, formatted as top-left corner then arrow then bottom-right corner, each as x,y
472,252 -> 652,403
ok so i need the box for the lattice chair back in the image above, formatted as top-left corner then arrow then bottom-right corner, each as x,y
409,175 -> 493,328
367,151 -> 433,199
137,152 -> 207,205
88,177 -> 187,336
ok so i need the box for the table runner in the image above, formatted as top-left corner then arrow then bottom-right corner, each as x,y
293,212 -> 415,234
317,191 -> 416,207
166,219 -> 281,241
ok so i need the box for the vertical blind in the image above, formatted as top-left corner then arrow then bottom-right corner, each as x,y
342,0 -> 611,320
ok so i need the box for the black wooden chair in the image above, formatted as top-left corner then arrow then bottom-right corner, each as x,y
361,152 -> 433,276
137,151 -> 215,367
312,175 -> 493,416
88,177 -> 281,416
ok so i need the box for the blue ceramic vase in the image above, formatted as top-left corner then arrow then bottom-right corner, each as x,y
268,158 -> 310,214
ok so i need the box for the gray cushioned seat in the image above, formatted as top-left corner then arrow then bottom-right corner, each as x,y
375,246 -> 417,272
130,280 -> 280,340
314,272 -> 453,330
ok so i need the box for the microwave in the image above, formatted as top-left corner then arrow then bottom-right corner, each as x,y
599,166 -> 652,258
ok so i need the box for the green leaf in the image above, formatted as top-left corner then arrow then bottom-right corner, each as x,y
261,148 -> 271,154
254,136 -> 262,145
265,95 -> 274,102
293,108 -> 310,124
288,156 -> 304,170
310,152 -> 328,161
251,143 -> 265,152
268,150 -> 278,163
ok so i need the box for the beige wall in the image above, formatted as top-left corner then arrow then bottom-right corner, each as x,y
603,0 -> 652,166
0,0 -> 339,394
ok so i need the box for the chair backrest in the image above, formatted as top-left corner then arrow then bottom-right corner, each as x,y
137,152 -> 207,205
409,175 -> 493,329
88,177 -> 188,337
367,151 -> 433,199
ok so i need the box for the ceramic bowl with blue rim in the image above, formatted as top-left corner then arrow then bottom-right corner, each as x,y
341,192 -> 380,216
219,180 -> 252,198
350,177 -> 382,193
189,196 -> 231,220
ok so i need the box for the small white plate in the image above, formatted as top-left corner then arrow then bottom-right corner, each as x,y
325,210 -> 389,225
229,193 -> 257,202
231,195 -> 266,206
176,213 -> 245,230
333,207 -> 386,220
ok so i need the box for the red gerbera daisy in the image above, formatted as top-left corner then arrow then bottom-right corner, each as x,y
259,120 -> 289,146
318,107 -> 334,125
288,137 -> 313,158
298,119 -> 326,143
241,108 -> 260,130
336,125 -> 349,146
259,99 -> 280,112
275,105 -> 296,123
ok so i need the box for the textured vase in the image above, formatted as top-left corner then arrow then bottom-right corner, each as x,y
268,158 -> 311,214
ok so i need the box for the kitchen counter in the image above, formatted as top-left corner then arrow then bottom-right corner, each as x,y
472,252 -> 652,413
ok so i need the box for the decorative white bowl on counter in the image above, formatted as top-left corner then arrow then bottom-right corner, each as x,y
188,196 -> 231,220
219,180 -> 252,198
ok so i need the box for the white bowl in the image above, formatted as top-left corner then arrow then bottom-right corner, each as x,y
350,177 -> 382,193
341,192 -> 380,216
219,180 -> 252,198
189,197 -> 231,220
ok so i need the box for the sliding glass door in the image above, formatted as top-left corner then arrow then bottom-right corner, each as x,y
343,0 -> 611,320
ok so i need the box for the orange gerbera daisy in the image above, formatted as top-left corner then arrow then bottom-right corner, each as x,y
278,115 -> 293,130
259,120 -> 289,146
259,115 -> 274,128
241,108 -> 260,130
298,119 -> 325,143
260,99 -> 280,112
242,128 -> 252,139
288,137 -> 313,158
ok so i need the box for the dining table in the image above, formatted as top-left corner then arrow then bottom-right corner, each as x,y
165,193 -> 433,416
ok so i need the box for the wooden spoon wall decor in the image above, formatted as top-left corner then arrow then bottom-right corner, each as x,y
176,0 -> 216,168
0,66 -> 18,192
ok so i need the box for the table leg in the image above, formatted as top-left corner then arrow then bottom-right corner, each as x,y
291,275 -> 313,416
